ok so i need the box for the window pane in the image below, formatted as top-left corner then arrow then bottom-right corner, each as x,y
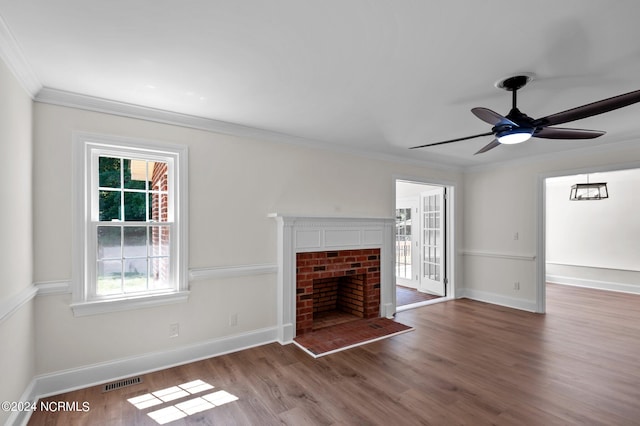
150,226 -> 170,257
150,193 -> 169,222
124,159 -> 148,190
97,226 -> 121,259
124,192 -> 147,221
124,258 -> 148,293
97,260 -> 122,295
150,257 -> 171,289
123,227 -> 147,258
99,157 -> 121,188
150,162 -> 168,192
100,190 -> 121,221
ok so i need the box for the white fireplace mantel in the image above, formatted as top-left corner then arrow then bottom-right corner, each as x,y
270,214 -> 396,344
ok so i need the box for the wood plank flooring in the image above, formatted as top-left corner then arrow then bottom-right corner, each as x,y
28,284 -> 640,425
396,285 -> 442,306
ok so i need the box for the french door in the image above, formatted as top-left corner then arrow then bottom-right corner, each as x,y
419,187 -> 446,296
395,198 -> 418,288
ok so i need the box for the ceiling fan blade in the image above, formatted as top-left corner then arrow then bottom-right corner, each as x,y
472,107 -> 517,126
533,89 -> 640,127
533,127 -> 605,139
409,131 -> 494,149
474,139 -> 501,155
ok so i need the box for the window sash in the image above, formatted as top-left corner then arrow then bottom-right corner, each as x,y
88,221 -> 176,300
72,134 -> 188,313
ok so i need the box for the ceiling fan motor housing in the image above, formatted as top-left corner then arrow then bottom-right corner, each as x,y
497,75 -> 532,91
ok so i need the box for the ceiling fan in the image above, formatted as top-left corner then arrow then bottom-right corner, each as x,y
409,75 -> 640,154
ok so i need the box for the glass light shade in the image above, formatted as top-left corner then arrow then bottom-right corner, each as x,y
497,129 -> 533,144
569,182 -> 608,200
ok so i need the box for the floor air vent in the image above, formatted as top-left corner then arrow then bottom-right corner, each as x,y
102,376 -> 143,392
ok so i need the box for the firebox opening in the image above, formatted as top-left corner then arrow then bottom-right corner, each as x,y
313,274 -> 366,330
296,249 -> 381,336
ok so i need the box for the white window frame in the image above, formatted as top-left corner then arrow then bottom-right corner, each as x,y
71,132 -> 189,316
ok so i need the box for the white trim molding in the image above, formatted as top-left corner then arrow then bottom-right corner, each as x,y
70,132 -> 190,317
70,291 -> 191,317
546,275 -> 640,295
0,285 -> 37,324
461,288 -> 538,312
271,214 -> 396,344
461,250 -> 536,261
34,88 -> 461,173
190,264 -> 277,281
0,14 -> 41,96
34,280 -> 72,295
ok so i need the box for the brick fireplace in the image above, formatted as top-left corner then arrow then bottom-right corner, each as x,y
272,215 -> 395,344
296,249 -> 380,335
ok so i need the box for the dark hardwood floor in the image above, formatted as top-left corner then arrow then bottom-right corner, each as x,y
28,284 -> 640,425
396,285 -> 442,306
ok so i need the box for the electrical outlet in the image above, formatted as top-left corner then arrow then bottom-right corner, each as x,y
513,232 -> 519,240
169,323 -> 179,338
229,313 -> 238,327
513,282 -> 520,290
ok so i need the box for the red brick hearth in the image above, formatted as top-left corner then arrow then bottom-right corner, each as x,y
296,249 -> 381,335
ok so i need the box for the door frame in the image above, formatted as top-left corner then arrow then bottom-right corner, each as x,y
393,176 -> 457,303
535,161 -> 640,314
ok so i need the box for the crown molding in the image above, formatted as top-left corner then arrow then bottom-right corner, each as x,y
34,86 -> 462,173
0,14 -> 41,96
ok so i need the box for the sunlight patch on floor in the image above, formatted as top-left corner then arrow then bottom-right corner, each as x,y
126,379 -> 238,424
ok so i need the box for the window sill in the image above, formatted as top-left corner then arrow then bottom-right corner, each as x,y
70,291 -> 190,317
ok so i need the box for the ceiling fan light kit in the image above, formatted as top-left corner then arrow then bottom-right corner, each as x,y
410,74 -> 640,155
496,128 -> 533,144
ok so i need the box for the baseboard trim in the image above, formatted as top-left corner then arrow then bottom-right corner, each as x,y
5,379 -> 36,426
15,326 -> 279,425
546,274 -> 640,295
461,288 -> 537,312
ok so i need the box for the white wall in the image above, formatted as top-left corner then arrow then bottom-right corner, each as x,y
396,181 -> 439,198
32,102 -> 463,378
546,169 -> 640,292
462,142 -> 640,312
0,58 -> 35,425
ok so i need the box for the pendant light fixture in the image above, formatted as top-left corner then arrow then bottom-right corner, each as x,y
570,174 -> 608,201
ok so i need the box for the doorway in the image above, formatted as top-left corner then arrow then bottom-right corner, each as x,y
395,179 -> 452,310
538,166 -> 640,312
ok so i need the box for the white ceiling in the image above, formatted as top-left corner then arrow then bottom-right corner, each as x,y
1,0 -> 640,168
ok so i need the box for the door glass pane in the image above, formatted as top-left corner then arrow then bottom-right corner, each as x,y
419,188 -> 445,295
395,208 -> 413,279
